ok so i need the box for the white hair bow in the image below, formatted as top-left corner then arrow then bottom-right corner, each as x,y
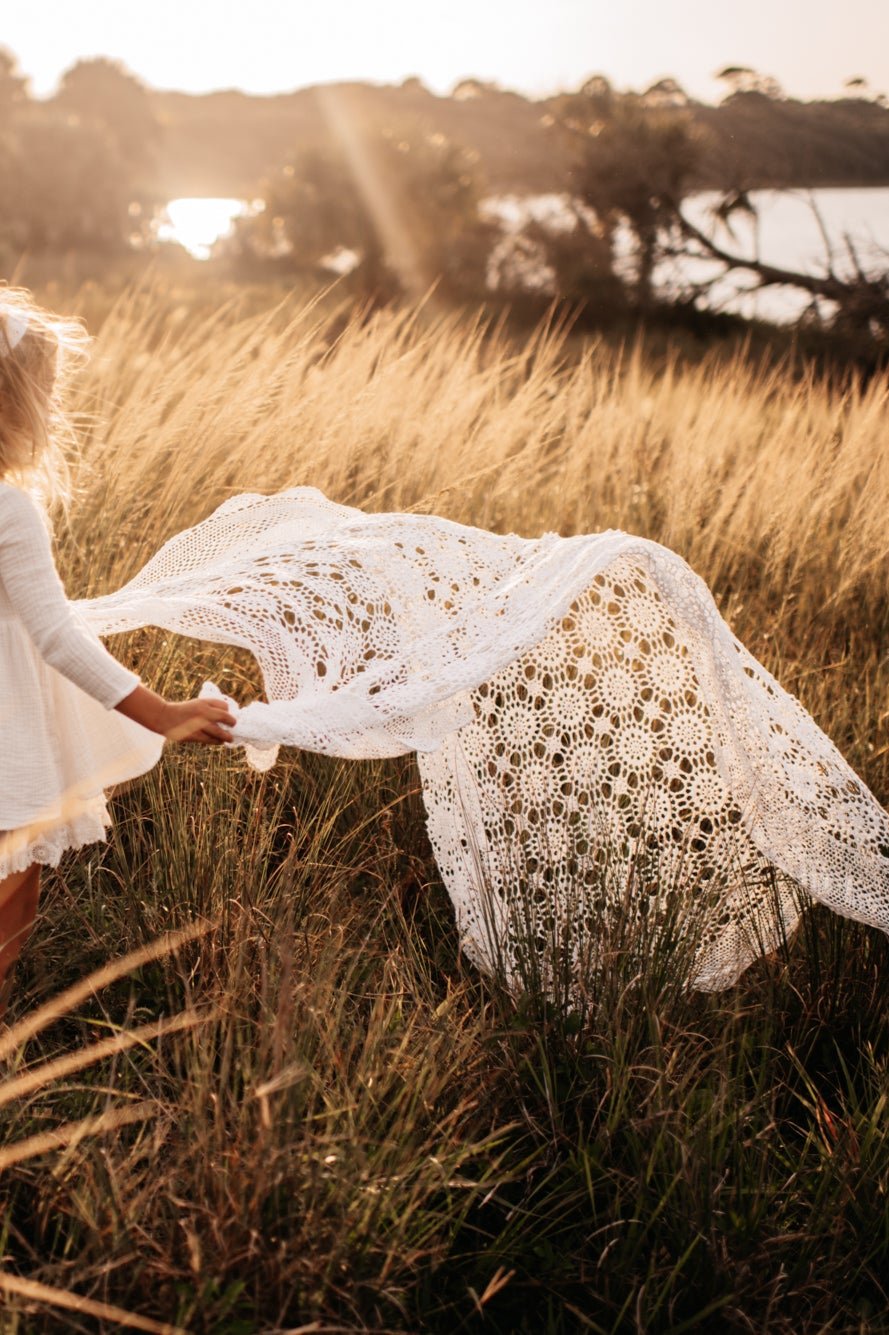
1,310 -> 29,355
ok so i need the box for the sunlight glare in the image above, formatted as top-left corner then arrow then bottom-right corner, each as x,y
157,197 -> 258,260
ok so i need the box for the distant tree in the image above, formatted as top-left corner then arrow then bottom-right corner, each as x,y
0,110 -> 136,253
55,57 -> 160,183
642,77 -> 690,108
0,50 -> 155,259
841,75 -> 886,105
500,208 -> 624,312
578,76 -> 615,118
716,66 -> 784,101
553,87 -> 700,307
0,47 -> 28,113
237,147 -> 394,292
232,114 -> 496,301
452,78 -> 499,101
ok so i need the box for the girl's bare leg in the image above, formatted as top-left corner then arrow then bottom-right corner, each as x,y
0,864 -> 41,1015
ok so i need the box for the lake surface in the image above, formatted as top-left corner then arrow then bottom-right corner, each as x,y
157,197 -> 256,261
161,187 -> 889,324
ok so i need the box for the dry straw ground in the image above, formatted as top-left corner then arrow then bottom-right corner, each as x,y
2,287 -> 889,1333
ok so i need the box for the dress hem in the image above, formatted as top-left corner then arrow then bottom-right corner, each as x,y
0,802 -> 110,879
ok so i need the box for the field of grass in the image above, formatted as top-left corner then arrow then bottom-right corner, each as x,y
3,287 -> 889,1333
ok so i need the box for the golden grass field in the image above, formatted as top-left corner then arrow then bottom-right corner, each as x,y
3,287 -> 889,1332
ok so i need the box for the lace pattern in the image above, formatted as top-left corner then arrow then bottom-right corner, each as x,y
76,488 -> 889,991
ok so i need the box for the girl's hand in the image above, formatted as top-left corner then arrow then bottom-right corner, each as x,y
116,685 -> 236,744
161,698 -> 236,745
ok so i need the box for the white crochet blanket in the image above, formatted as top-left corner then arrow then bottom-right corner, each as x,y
79,489 -> 889,991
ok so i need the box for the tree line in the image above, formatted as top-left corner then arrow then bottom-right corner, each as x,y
2,48 -> 888,343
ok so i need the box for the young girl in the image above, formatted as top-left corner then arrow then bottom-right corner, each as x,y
0,290 -> 235,1008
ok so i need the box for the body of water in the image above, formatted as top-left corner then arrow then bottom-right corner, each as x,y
156,197 -> 257,260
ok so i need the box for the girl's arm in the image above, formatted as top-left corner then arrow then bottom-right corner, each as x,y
0,488 -> 234,743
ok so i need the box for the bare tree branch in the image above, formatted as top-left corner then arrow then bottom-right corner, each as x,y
842,229 -> 869,284
674,203 -> 882,301
805,190 -> 839,281
671,199 -> 889,336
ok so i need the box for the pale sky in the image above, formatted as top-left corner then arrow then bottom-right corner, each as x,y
3,0 -> 888,103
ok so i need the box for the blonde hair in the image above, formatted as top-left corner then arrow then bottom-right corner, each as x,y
0,287 -> 91,508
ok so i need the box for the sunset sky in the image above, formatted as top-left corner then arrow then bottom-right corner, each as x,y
4,0 -> 888,103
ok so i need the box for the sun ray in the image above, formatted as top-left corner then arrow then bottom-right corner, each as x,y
316,84 -> 433,302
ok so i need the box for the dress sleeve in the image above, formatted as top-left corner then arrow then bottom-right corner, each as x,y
0,488 -> 140,710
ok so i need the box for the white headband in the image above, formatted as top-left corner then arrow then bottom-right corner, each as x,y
1,310 -> 29,355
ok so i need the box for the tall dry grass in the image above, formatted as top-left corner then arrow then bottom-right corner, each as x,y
2,288 -> 889,1332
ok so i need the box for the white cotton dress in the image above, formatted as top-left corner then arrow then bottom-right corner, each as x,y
0,484 -> 164,879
